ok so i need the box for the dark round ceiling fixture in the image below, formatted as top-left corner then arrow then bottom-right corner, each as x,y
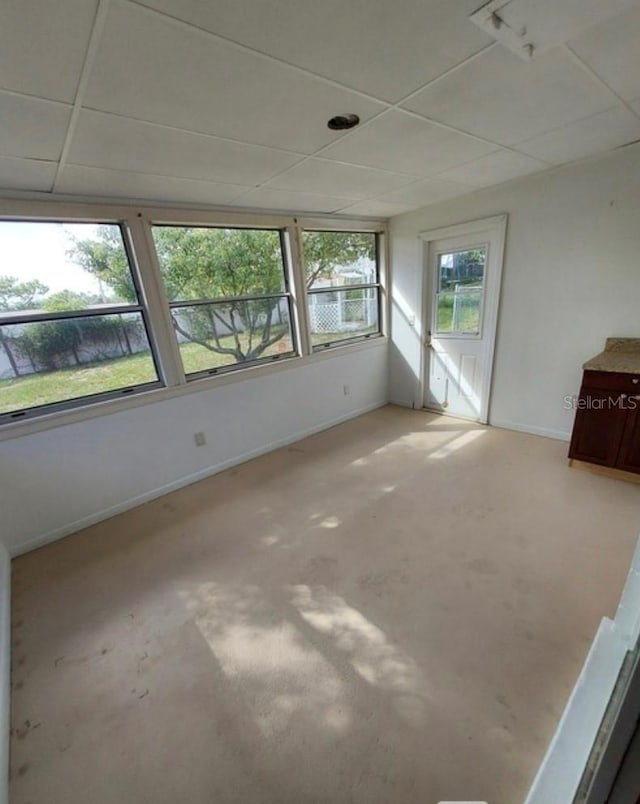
327,113 -> 360,131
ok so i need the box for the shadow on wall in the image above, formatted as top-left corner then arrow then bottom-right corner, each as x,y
389,292 -> 423,408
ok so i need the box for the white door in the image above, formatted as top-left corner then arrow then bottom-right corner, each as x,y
421,216 -> 506,423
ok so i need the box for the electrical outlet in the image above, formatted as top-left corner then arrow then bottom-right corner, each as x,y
343,384 -> 350,396
194,432 -> 206,447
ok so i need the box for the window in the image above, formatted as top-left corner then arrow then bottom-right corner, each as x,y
435,247 -> 486,335
302,231 -> 380,349
0,221 -> 160,421
151,226 -> 295,377
0,206 -> 385,431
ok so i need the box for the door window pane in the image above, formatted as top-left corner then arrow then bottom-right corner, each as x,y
436,248 -> 486,334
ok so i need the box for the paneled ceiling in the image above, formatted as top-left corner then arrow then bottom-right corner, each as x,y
1,0 -> 640,217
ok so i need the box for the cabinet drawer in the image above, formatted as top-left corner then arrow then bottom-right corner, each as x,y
582,370 -> 640,392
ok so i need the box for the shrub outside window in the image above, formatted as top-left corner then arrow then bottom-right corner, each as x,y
302,231 -> 380,349
0,221 -> 160,421
151,226 -> 296,377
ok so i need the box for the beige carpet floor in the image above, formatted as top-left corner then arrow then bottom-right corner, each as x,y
9,405 -> 640,804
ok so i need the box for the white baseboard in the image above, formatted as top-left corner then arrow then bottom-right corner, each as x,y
388,398 -> 415,409
490,417 -> 571,442
0,541 -> 10,804
389,406 -> 572,442
11,400 -> 387,557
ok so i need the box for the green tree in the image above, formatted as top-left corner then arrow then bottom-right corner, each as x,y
0,275 -> 48,311
40,289 -> 98,312
0,275 -> 49,377
302,232 -> 375,288
14,319 -> 82,370
154,227 -> 287,362
68,226 -> 136,303
69,227 -> 375,364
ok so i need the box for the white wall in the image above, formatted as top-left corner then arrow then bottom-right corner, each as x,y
0,539 -> 9,804
390,143 -> 640,440
0,342 -> 387,555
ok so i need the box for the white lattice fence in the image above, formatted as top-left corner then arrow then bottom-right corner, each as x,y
310,303 -> 340,332
309,297 -> 374,332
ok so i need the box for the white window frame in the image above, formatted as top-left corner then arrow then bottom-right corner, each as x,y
0,216 -> 164,424
0,199 -> 387,441
147,222 -> 298,380
432,241 -> 488,339
300,227 -> 384,352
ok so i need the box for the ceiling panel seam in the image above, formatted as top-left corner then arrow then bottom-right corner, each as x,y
0,87 -> 72,109
77,105 -> 313,159
64,162 -> 257,189
53,0 -> 113,193
123,0 -> 508,117
563,43 -> 640,122
124,0 -> 394,107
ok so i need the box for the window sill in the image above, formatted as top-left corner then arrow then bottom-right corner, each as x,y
0,335 -> 387,442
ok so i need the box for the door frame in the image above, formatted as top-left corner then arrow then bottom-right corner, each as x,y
418,214 -> 507,424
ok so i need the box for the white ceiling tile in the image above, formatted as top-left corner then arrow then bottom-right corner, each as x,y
68,111 -> 303,186
0,157 -> 56,192
135,0 -> 493,103
0,92 -> 71,161
57,165 -> 247,205
402,46 -> 617,145
234,188 -> 348,214
569,5 -> 640,102
378,178 -> 474,209
337,199 -> 416,218
266,159 -> 416,199
437,150 -> 547,188
516,106 -> 640,164
0,0 -> 98,103
83,2 -> 385,154
320,110 -> 497,177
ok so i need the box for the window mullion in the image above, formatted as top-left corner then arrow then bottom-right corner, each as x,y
286,222 -> 312,356
378,230 -> 389,338
126,215 -> 186,387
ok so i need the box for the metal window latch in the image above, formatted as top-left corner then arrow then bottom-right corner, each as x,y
425,330 -> 432,348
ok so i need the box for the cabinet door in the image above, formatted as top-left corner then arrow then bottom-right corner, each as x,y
616,399 -> 640,473
568,389 -> 628,467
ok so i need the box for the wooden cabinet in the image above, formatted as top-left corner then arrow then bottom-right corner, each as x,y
617,407 -> 640,473
569,370 -> 640,474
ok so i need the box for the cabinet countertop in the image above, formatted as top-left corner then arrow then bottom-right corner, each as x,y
583,338 -> 640,374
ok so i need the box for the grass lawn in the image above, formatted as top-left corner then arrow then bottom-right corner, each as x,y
0,324 -> 383,415
437,291 -> 481,332
311,324 -> 378,346
0,332 -> 293,415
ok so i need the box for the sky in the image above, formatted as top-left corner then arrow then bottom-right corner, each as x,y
0,222 -> 110,299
